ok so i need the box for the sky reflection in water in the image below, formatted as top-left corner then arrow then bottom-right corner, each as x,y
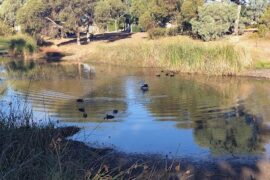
1,60 -> 270,159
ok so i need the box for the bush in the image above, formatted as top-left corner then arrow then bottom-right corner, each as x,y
0,20 -> 14,36
148,28 -> 166,39
191,2 -> 237,41
131,24 -> 142,32
139,12 -> 155,31
1,34 -> 37,58
258,24 -> 268,37
166,27 -> 180,36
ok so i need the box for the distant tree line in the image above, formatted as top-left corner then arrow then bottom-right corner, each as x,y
0,0 -> 270,43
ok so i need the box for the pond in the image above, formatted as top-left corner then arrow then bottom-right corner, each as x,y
1,59 -> 270,162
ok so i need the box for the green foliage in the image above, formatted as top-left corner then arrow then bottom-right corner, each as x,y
0,19 -> 14,35
181,0 -> 203,22
148,28 -> 166,39
191,2 -> 237,41
132,0 -> 182,30
255,60 -> 270,69
16,0 -> 50,37
131,24 -> 142,32
139,11 -> 155,31
241,0 -> 268,27
258,24 -> 268,37
1,34 -> 37,57
260,6 -> 270,28
0,0 -> 26,26
94,0 -> 127,30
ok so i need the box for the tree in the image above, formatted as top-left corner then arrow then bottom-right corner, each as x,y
58,0 -> 95,45
0,19 -> 14,35
260,6 -> 270,28
0,0 -> 26,27
241,0 -> 268,27
16,0 -> 51,39
191,2 -> 237,41
180,0 -> 204,31
94,0 -> 127,31
130,0 -> 182,31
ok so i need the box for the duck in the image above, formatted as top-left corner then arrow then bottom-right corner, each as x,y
156,74 -> 161,77
76,99 -> 84,103
141,83 -> 149,91
113,109 -> 118,114
83,113 -> 88,118
104,114 -> 115,120
78,108 -> 85,112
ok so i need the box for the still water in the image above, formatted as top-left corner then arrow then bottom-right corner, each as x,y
1,59 -> 270,160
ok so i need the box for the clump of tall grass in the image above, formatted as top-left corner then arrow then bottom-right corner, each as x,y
0,34 -> 37,59
88,37 -> 252,75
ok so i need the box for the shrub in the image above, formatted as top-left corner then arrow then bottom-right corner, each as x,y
258,24 -> 268,37
260,6 -> 270,28
166,27 -> 179,36
191,2 -> 237,41
0,20 -> 14,36
139,12 -> 155,31
1,34 -> 37,58
148,28 -> 166,39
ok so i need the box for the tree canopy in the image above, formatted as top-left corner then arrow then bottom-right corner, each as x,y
0,0 -> 269,43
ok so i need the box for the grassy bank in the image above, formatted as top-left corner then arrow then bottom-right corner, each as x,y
86,35 -> 252,75
0,34 -> 37,59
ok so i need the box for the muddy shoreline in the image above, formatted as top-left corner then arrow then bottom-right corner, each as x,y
62,127 -> 268,179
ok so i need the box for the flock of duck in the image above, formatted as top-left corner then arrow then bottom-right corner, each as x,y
76,70 -> 177,120
76,98 -> 118,120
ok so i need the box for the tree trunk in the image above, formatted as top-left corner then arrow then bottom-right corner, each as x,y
234,5 -> 241,35
86,25 -> 90,43
76,30 -> 81,45
115,19 -> 117,32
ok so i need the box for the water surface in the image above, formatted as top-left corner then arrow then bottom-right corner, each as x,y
1,59 -> 270,161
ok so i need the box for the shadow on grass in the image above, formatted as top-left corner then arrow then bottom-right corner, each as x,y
45,51 -> 67,63
57,32 -> 132,47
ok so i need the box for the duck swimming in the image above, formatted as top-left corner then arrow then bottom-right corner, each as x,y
113,110 -> 118,114
78,108 -> 85,112
83,113 -> 88,118
104,114 -> 115,120
141,83 -> 149,91
76,99 -> 84,103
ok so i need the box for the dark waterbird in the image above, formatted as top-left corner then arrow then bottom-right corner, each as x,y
113,110 -> 118,114
83,113 -> 88,118
78,108 -> 85,112
156,74 -> 161,77
104,114 -> 115,120
141,83 -> 149,91
76,99 -> 84,103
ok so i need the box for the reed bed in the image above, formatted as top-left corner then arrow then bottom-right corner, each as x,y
0,34 -> 37,59
88,36 -> 252,75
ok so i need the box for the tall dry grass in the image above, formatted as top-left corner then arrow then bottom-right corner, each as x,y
88,36 -> 252,75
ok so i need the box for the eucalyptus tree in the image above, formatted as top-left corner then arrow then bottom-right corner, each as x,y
0,0 -> 27,27
57,0 -> 95,44
130,0 -> 182,30
94,0 -> 127,31
191,1 -> 238,41
16,0 -> 51,39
